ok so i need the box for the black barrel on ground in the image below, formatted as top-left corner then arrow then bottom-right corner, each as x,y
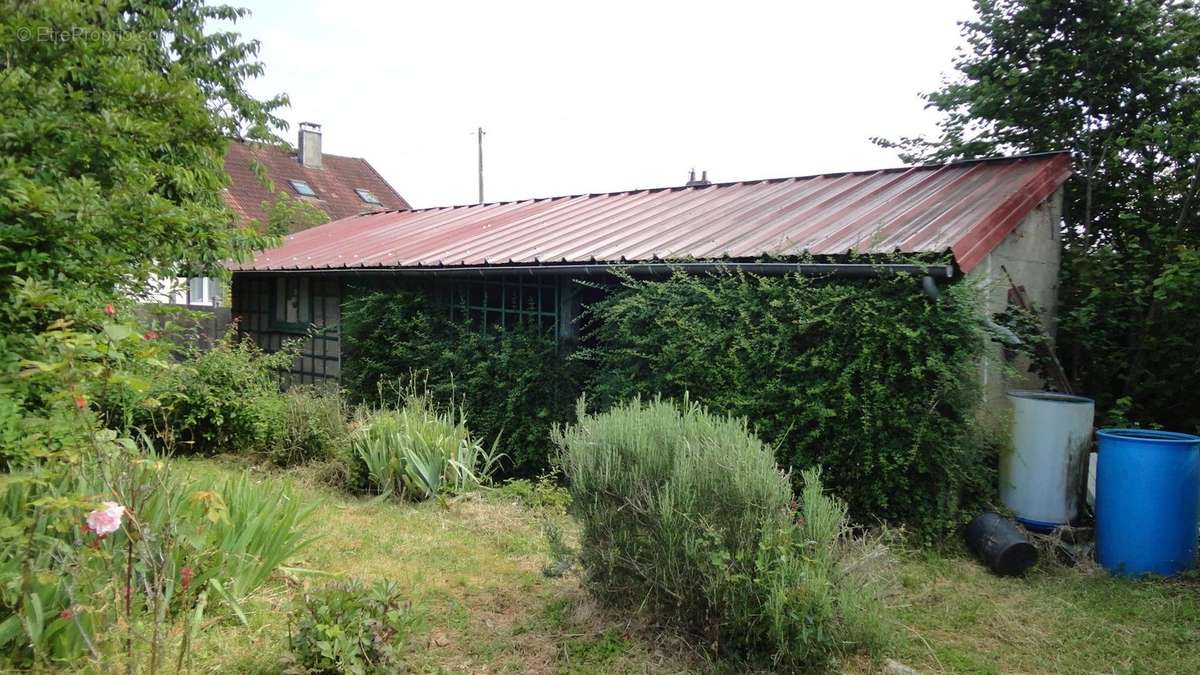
965,512 -> 1038,576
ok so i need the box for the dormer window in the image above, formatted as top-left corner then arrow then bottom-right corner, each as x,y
289,179 -> 317,197
355,188 -> 381,205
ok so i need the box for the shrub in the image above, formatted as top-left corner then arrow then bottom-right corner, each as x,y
140,329 -> 297,456
498,475 -> 571,514
581,270 -> 990,537
555,396 -> 888,671
350,395 -> 503,500
273,386 -> 351,467
341,288 -> 583,476
287,580 -> 422,674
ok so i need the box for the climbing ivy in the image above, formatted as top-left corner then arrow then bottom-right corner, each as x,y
579,271 -> 993,538
341,271 -> 995,537
340,288 -> 584,476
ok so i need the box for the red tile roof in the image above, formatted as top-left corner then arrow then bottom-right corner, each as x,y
233,153 -> 1070,275
223,140 -> 410,230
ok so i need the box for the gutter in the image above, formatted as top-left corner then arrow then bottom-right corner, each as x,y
232,261 -> 955,280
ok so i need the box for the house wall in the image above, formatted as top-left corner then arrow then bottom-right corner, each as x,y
968,188 -> 1064,412
138,303 -> 232,348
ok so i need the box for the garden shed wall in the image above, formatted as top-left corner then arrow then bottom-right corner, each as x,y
231,274 -> 344,384
970,188 -> 1064,408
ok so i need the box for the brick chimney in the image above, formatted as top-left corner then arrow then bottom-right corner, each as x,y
298,122 -> 322,169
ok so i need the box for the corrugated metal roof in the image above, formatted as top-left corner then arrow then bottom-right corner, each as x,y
232,152 -> 1071,275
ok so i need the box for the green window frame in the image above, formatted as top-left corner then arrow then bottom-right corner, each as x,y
449,276 -> 560,335
271,277 -> 313,333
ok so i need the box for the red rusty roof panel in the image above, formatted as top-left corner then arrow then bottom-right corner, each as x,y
231,153 -> 1071,274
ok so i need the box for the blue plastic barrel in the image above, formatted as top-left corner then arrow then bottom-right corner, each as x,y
1096,428 -> 1200,576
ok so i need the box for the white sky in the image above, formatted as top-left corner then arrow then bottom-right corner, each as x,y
230,0 -> 974,209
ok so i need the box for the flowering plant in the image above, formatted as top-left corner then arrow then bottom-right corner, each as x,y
85,501 -> 125,536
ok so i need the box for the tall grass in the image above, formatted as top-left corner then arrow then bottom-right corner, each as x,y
555,396 -> 888,671
191,473 -> 317,601
0,444 -> 316,669
352,395 -> 504,500
273,385 -> 350,467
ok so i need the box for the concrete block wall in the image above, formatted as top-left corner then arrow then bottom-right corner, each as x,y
968,188 -> 1065,413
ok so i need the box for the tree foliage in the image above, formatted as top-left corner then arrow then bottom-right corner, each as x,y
878,0 -> 1200,430
0,5 -> 305,665
0,0 -> 285,323
1,0 -> 292,458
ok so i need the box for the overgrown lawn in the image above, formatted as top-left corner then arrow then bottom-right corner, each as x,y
180,458 -> 692,673
179,459 -> 1199,674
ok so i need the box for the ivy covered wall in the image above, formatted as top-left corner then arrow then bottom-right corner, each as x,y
334,269 -> 993,536
580,271 -> 991,536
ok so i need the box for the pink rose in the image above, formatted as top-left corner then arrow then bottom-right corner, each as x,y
85,501 -> 125,536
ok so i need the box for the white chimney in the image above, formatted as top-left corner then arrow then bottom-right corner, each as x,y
298,122 -> 322,169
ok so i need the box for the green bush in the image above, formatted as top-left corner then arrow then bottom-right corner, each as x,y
341,288 -> 583,476
555,396 -> 887,670
287,579 -> 422,674
497,475 -> 571,514
147,330 -> 296,456
581,270 -> 990,537
273,386 -> 351,467
350,395 -> 503,500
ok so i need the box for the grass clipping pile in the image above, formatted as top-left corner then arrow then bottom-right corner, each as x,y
554,395 -> 890,672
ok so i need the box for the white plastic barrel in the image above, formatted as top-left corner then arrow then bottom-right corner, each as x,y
1001,390 -> 1095,529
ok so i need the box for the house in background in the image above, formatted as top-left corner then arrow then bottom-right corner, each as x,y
151,122 -> 409,307
227,152 -> 1071,389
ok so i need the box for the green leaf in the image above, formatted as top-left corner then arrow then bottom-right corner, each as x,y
103,324 -> 135,342
208,578 -> 248,626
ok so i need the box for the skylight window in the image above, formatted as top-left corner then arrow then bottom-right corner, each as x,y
289,179 -> 317,197
355,188 -> 381,205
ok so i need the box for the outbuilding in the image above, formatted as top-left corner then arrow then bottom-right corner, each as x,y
229,152 -> 1070,395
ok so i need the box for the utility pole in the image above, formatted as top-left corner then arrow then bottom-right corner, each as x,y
476,127 -> 485,204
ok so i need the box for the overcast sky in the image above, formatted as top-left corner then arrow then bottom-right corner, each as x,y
229,0 -> 975,209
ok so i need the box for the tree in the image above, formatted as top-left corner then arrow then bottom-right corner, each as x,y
0,0 -> 285,323
0,0 -> 301,461
0,5 -> 310,663
879,0 -> 1200,431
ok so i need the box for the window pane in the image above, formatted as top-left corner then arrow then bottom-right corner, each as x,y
274,278 -> 287,321
289,180 -> 317,197
188,277 -> 203,303
298,278 -> 310,323
521,285 -> 539,312
451,279 -> 563,335
285,279 -> 298,323
324,295 -> 339,325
